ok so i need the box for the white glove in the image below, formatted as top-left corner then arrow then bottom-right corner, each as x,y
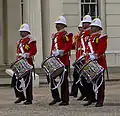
59,50 -> 64,57
22,53 -> 30,58
90,54 -> 95,60
52,50 -> 60,57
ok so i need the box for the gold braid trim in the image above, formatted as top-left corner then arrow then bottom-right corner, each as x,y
73,34 -> 79,50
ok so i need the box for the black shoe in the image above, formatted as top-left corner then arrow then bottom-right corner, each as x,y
59,102 -> 69,106
23,101 -> 32,105
69,93 -> 74,96
49,99 -> 61,105
69,93 -> 77,97
14,98 -> 25,104
77,96 -> 85,101
95,103 -> 103,107
73,95 -> 77,97
92,99 -> 97,103
83,100 -> 92,106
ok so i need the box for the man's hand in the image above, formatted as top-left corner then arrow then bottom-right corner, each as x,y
52,50 -> 60,57
89,54 -> 95,60
22,53 -> 30,58
52,50 -> 65,57
58,50 -> 64,57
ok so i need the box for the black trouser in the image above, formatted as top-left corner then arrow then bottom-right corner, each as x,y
84,71 -> 105,103
70,68 -> 94,99
82,77 -> 95,101
11,72 -> 33,101
51,66 -> 69,103
96,71 -> 105,104
70,68 -> 81,96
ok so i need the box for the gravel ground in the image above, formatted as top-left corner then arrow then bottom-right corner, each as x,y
0,80 -> 120,116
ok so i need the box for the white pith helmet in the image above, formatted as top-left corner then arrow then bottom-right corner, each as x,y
82,15 -> 92,23
91,18 -> 102,29
55,16 -> 67,26
19,23 -> 31,33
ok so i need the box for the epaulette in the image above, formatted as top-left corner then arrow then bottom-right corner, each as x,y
28,38 -> 36,44
67,32 -> 73,36
27,35 -> 36,44
94,34 -> 107,44
99,34 -> 107,39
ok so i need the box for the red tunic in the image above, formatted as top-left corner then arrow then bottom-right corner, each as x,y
85,32 -> 107,69
50,30 -> 73,66
72,31 -> 83,60
16,35 -> 37,65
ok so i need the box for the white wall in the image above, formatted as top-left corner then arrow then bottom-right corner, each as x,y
7,0 -> 21,64
105,0 -> 120,67
49,0 -> 63,35
63,0 -> 80,34
0,0 -> 3,64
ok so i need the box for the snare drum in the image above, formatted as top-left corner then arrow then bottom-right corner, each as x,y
72,56 -> 85,73
10,58 -> 33,78
81,60 -> 104,82
41,56 -> 65,78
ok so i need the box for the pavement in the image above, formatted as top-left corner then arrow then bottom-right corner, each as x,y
0,73 -> 120,116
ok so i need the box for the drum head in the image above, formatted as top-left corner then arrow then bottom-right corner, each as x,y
51,66 -> 64,79
10,58 -> 33,78
81,60 -> 104,82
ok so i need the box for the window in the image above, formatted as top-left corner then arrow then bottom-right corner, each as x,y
81,0 -> 99,19
21,0 -> 24,23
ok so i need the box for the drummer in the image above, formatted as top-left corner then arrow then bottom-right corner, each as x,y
11,24 -> 37,105
76,15 -> 96,106
85,18 -> 107,107
69,21 -> 85,98
48,16 -> 73,106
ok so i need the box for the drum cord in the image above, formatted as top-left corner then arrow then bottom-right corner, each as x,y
93,72 -> 103,99
76,74 -> 83,86
51,68 -> 66,90
15,71 -> 32,93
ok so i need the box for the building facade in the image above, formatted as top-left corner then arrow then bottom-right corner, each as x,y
0,0 -> 120,70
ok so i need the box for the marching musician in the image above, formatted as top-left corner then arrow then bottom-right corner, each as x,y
11,24 -> 37,105
76,15 -> 96,105
85,18 -> 107,107
69,21 -> 84,98
49,16 -> 73,106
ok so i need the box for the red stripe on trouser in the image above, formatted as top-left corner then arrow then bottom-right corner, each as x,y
64,71 -> 69,102
98,75 -> 105,104
99,82 -> 104,104
61,69 -> 69,102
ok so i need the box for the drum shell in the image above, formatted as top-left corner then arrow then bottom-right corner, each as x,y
81,60 -> 104,82
41,56 -> 65,79
10,57 -> 33,78
72,56 -> 85,73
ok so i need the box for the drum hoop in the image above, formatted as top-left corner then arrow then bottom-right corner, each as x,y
79,60 -> 94,73
10,57 -> 24,68
41,56 -> 56,68
51,66 -> 64,78
80,59 -> 103,80
73,56 -> 85,65
10,57 -> 32,78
